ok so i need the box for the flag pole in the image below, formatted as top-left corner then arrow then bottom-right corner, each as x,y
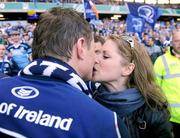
82,0 -> 86,19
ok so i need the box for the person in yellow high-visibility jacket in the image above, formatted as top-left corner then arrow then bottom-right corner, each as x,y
154,29 -> 180,138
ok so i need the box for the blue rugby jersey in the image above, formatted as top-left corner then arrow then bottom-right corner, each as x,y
6,42 -> 32,70
0,76 -> 121,138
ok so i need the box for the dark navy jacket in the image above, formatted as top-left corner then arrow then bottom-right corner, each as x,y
0,75 -> 121,138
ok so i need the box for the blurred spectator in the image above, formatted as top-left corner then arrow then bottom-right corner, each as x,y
145,37 -> 163,64
0,44 -> 13,75
159,35 -> 171,53
0,30 -> 5,44
6,30 -> 32,75
22,32 -> 33,46
154,29 -> 180,138
5,23 -> 13,36
141,33 -> 149,46
176,23 -> 180,29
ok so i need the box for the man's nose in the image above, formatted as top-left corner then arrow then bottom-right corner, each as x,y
96,55 -> 101,64
95,55 -> 101,64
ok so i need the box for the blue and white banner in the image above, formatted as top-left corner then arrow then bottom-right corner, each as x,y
126,14 -> 145,34
127,3 -> 161,28
83,0 -> 99,21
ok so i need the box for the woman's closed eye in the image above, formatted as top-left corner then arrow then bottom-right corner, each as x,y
103,55 -> 110,59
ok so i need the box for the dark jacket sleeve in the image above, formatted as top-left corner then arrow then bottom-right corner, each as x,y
145,108 -> 174,138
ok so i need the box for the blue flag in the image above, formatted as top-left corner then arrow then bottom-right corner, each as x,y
126,14 -> 145,34
83,0 -> 98,21
127,3 -> 161,28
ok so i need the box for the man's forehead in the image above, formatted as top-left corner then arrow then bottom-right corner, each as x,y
94,42 -> 103,48
173,32 -> 180,39
173,30 -> 180,35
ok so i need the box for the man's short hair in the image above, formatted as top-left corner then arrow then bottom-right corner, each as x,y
32,7 -> 93,61
94,35 -> 105,45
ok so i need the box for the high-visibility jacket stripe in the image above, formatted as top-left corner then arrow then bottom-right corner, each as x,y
160,55 -> 180,79
170,104 -> 180,108
162,55 -> 170,75
163,74 -> 180,79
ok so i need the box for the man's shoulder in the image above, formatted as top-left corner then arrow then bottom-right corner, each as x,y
20,42 -> 31,48
0,73 -> 10,79
6,44 -> 14,50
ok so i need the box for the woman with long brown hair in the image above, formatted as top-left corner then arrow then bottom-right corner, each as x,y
92,34 -> 173,138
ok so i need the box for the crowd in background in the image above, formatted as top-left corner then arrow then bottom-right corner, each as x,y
0,19 -> 179,76
92,18 -> 180,63
0,22 -> 35,76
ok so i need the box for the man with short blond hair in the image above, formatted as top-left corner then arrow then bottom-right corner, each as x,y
0,7 -> 128,138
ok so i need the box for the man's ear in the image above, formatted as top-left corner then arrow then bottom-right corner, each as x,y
76,37 -> 86,60
122,63 -> 135,76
